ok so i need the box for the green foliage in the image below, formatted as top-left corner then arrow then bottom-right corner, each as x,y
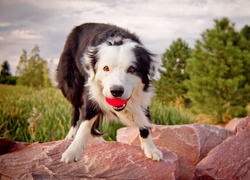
0,85 -> 71,142
239,25 -> 250,96
185,18 -> 250,123
1,60 -> 11,76
150,99 -> 193,125
16,45 -> 51,88
155,38 -> 191,107
0,85 -> 193,142
0,76 -> 18,85
0,60 -> 17,85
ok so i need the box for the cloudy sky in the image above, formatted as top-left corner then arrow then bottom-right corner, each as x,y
0,0 -> 249,74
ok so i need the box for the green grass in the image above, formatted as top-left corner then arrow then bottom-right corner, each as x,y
150,99 -> 193,125
0,84 -> 193,142
0,85 -> 71,142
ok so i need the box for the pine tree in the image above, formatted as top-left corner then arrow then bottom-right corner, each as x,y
155,38 -> 191,107
239,25 -> 250,97
185,18 -> 250,123
16,45 -> 51,88
0,60 -> 17,84
0,60 -> 11,76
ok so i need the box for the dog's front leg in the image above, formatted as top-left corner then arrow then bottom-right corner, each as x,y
65,106 -> 80,139
61,116 -> 97,163
139,128 -> 163,161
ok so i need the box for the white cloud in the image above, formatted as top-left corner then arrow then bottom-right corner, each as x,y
10,30 -> 43,40
0,21 -> 12,27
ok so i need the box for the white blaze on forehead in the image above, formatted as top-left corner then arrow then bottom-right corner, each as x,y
96,40 -> 139,69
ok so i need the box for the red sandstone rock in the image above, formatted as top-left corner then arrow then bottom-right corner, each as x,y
234,116 -> 250,134
117,124 -> 232,180
0,138 -> 29,155
0,139 -> 179,179
194,118 -> 250,180
225,117 -> 250,133
225,117 -> 242,131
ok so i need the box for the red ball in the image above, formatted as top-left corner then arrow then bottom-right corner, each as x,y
105,97 -> 127,107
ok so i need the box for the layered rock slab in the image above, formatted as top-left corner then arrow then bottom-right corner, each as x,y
225,117 -> 250,133
194,117 -> 250,180
117,124 -> 232,180
0,139 -> 179,179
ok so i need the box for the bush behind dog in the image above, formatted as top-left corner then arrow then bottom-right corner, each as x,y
0,84 -> 193,142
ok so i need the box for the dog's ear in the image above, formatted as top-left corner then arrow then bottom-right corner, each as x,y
134,46 -> 165,81
149,55 -> 166,81
81,47 -> 97,81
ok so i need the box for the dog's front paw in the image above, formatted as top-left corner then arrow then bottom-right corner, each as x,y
143,147 -> 163,161
60,145 -> 83,163
140,139 -> 163,161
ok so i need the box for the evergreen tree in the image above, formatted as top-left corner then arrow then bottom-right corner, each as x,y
239,25 -> 250,94
0,60 -> 11,76
185,18 -> 250,123
16,45 -> 51,88
155,38 -> 191,106
0,60 -> 17,85
240,25 -> 250,50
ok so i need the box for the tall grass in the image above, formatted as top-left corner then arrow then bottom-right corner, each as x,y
0,85 -> 193,142
0,85 -> 71,142
150,99 -> 193,125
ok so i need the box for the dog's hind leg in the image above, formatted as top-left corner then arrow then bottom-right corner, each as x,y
139,128 -> 163,161
61,116 -> 98,163
65,106 -> 80,139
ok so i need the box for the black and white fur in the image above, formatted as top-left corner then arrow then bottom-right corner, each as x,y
57,23 -> 163,163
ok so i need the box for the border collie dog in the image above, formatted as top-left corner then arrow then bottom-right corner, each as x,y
57,23 -> 163,163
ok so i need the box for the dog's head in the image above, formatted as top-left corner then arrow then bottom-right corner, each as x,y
83,36 -> 162,111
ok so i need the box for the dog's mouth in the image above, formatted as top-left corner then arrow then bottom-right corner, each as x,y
105,97 -> 129,111
112,104 -> 127,111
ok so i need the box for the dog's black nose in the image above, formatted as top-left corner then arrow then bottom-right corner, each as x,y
110,86 -> 124,97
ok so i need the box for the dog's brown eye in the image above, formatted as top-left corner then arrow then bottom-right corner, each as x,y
127,66 -> 136,73
103,66 -> 110,72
